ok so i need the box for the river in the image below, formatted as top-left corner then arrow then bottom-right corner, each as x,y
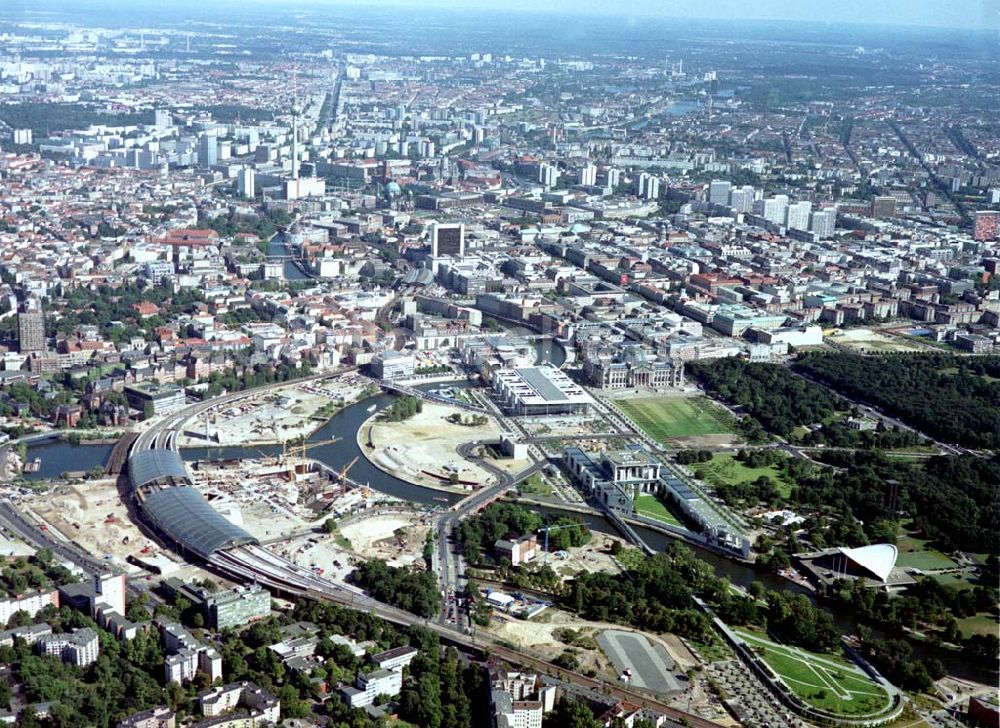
23,373 -> 987,679
267,233 -> 309,280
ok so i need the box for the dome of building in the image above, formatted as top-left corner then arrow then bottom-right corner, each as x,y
385,181 -> 402,197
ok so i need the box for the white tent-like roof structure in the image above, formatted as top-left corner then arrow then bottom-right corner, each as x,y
837,544 -> 898,582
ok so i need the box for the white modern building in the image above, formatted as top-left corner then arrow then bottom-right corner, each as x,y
491,365 -> 593,416
38,628 -> 99,667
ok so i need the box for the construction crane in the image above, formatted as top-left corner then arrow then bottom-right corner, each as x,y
283,437 -> 342,472
335,456 -> 359,483
537,523 -> 583,563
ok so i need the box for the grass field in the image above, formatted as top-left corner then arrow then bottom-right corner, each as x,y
618,396 -> 734,441
956,614 -> 1000,638
634,493 -> 685,528
694,453 -> 794,499
735,629 -> 893,718
895,534 -> 957,571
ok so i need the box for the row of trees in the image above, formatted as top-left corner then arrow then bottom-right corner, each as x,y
350,559 -> 441,618
809,450 -> 999,554
688,358 -> 844,439
196,208 -> 290,242
689,357 -> 927,448
795,351 -> 1000,449
383,395 -> 422,422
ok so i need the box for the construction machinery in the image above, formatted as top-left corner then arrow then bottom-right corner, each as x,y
335,456 -> 359,483
283,437 -> 342,473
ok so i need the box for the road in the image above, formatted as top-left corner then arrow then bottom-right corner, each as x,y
121,372 -> 724,727
790,366 -> 963,456
0,499 -> 110,574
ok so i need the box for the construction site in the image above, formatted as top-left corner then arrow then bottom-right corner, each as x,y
361,400 -> 509,491
176,375 -> 372,448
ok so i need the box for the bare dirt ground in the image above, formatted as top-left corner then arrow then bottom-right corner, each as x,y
364,402 -> 502,490
29,478 -> 157,569
487,607 -> 692,686
177,376 -> 370,447
276,513 -> 431,584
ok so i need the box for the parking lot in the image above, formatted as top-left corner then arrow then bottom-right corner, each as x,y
597,630 -> 682,695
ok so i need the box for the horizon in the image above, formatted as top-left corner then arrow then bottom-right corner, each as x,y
8,0 -> 1000,33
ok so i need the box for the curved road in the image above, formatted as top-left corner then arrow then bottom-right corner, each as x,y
124,372 -> 721,728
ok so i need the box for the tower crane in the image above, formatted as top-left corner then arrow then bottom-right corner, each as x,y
336,456 -> 359,483
282,437 -> 342,472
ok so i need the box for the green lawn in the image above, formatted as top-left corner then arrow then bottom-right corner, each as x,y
734,629 -> 893,718
956,614 -> 1000,638
634,493 -> 685,528
618,396 -> 735,441
694,454 -> 794,499
895,534 -> 957,571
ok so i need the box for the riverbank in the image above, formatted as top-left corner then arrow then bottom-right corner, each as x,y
357,401 -> 507,494
176,374 -> 371,448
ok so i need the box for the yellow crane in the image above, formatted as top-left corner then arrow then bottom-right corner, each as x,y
283,437 -> 342,472
336,456 -> 359,483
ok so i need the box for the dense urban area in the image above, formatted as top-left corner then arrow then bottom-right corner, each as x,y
0,2 -> 996,728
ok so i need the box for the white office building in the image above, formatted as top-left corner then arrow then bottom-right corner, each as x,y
491,366 -> 593,416
342,668 -> 403,708
371,350 -> 415,380
238,168 -> 256,199
786,200 -> 813,231
578,163 -> 597,187
709,179 -> 732,205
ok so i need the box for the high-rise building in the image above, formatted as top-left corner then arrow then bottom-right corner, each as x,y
810,209 -> 837,239
94,572 -> 126,616
431,222 -> 465,257
786,201 -> 813,231
988,188 -> 1000,205
974,210 -> 1000,242
636,173 -> 659,200
38,628 -> 99,667
578,164 -> 597,187
154,109 -> 172,130
709,180 -> 732,206
198,135 -> 217,167
760,195 -> 789,226
538,163 -> 557,188
871,196 -> 897,219
238,168 -> 256,199
18,303 -> 45,353
729,185 -> 756,213
605,167 -> 621,188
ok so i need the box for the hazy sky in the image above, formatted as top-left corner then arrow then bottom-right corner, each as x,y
310,0 -> 1000,31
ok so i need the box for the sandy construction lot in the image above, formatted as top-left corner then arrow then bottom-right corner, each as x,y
364,402 -> 502,490
29,478 -> 157,568
178,376 -> 370,447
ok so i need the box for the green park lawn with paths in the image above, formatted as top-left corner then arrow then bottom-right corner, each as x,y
734,629 -> 893,718
618,396 -> 735,441
694,453 -> 794,499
